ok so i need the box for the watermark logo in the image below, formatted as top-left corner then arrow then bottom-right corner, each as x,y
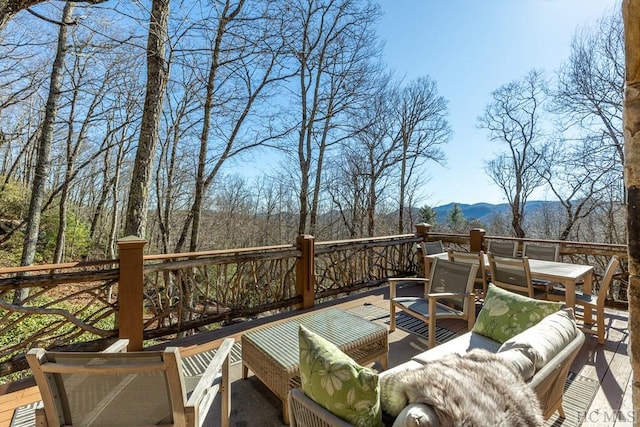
578,409 -> 635,425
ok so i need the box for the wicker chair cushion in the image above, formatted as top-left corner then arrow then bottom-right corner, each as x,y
473,284 -> 562,343
298,325 -> 382,427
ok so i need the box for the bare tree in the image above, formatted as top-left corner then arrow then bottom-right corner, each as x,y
478,69 -> 549,238
166,0 -> 292,253
124,0 -> 169,238
552,10 -> 624,197
281,0 -> 382,236
394,76 -> 449,234
329,75 -> 450,237
15,2 -> 73,303
536,135 -> 617,240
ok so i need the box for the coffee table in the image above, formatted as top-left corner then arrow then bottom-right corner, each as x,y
241,308 -> 388,424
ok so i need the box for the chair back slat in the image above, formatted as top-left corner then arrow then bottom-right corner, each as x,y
523,243 -> 559,262
597,256 -> 619,305
422,240 -> 445,255
429,257 -> 477,311
448,250 -> 487,296
487,240 -> 518,257
489,254 -> 535,298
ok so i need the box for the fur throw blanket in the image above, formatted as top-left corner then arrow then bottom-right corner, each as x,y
380,349 -> 544,427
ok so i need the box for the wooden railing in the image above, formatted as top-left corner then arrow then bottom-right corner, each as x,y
0,224 -> 627,380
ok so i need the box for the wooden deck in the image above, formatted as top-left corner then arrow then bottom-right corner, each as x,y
0,285 -> 632,427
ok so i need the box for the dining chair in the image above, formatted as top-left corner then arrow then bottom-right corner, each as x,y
522,242 -> 560,262
547,256 -> 619,344
27,338 -> 235,427
388,257 -> 478,349
448,249 -> 488,298
487,240 -> 518,257
421,240 -> 446,255
488,254 -> 547,299
522,242 -> 561,294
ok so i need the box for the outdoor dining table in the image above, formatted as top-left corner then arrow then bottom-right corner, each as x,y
431,252 -> 595,323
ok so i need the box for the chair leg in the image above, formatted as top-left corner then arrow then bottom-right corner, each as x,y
428,298 -> 436,349
467,295 -> 475,330
597,309 -> 605,344
389,302 -> 396,332
222,355 -> 231,427
557,403 -> 565,419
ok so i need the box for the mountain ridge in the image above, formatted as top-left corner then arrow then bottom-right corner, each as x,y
432,201 -> 555,224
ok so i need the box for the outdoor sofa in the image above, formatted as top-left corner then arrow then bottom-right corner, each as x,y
288,285 -> 585,426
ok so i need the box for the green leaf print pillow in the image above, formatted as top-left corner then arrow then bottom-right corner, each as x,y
473,283 -> 562,343
298,325 -> 382,427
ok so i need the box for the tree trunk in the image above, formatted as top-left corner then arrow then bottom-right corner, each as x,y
623,0 -> 640,422
124,0 -> 169,238
15,2 -> 73,303
189,0 -> 243,252
398,136 -> 408,235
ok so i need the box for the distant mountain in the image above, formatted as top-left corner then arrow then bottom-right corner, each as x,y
432,201 -> 557,224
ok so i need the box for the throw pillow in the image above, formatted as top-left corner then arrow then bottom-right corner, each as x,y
473,283 -> 562,343
298,325 -> 382,427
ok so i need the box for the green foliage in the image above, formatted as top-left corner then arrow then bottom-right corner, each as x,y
38,210 -> 92,262
447,203 -> 466,232
0,179 -> 28,220
419,205 -> 437,225
0,178 -> 92,264
0,293 -> 116,383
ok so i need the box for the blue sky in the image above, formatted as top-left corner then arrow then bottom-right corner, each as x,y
377,0 -> 620,205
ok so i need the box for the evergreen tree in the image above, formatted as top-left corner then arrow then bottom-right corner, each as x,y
419,205 -> 437,225
446,203 -> 466,232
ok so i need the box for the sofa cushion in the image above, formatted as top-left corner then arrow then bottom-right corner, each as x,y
298,325 -> 382,426
411,332 -> 501,364
472,284 -> 563,343
498,308 -> 578,370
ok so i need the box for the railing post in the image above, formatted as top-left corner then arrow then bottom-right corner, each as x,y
470,228 -> 486,252
415,223 -> 432,241
296,234 -> 315,309
117,236 -> 146,351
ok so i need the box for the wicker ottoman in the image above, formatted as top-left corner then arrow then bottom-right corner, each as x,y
241,308 -> 388,424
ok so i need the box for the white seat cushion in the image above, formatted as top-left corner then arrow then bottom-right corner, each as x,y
411,332 -> 501,364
